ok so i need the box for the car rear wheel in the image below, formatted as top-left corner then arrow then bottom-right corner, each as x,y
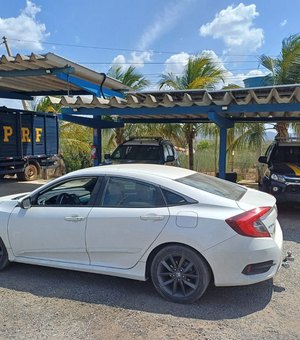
0,239 -> 9,271
151,245 -> 211,304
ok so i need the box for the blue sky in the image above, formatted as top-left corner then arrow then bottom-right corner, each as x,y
0,0 -> 299,92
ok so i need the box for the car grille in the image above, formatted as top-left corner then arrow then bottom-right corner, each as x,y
286,186 -> 300,193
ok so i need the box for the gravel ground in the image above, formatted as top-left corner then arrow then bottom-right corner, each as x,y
0,178 -> 299,339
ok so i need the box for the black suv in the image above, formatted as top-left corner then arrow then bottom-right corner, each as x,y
258,137 -> 300,202
104,137 -> 180,166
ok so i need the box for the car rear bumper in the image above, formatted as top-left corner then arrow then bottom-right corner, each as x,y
203,220 -> 283,286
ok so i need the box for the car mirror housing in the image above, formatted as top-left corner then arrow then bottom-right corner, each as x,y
19,197 -> 32,209
258,156 -> 268,164
104,153 -> 111,160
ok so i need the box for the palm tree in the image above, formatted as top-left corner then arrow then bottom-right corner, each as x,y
158,55 -> 226,169
108,65 -> 150,91
260,34 -> 300,137
105,65 -> 151,147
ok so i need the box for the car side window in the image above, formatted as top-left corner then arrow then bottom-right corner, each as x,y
102,177 -> 165,208
35,177 -> 98,206
161,188 -> 196,206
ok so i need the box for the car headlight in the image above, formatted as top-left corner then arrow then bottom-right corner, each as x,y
271,173 -> 286,183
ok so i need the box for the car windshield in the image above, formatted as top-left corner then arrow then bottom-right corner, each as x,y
111,145 -> 162,162
273,146 -> 300,163
176,173 -> 247,200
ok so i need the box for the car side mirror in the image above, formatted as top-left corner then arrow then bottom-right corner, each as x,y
166,155 -> 175,162
19,197 -> 32,209
104,153 -> 111,160
258,156 -> 268,164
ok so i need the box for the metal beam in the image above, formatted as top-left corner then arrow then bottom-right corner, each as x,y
0,91 -> 33,100
208,112 -> 234,129
0,66 -> 75,78
61,113 -> 124,129
56,73 -> 125,98
63,102 -> 300,117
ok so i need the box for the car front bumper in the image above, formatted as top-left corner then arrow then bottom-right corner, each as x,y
264,179 -> 300,203
203,220 -> 283,286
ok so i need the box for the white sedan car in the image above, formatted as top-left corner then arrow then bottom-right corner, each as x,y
0,164 -> 283,303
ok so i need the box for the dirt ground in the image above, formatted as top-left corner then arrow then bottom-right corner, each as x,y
0,177 -> 299,339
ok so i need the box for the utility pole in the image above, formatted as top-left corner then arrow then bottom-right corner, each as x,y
2,36 -> 12,56
2,36 -> 31,111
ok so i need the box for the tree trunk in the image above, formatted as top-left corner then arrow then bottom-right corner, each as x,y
115,127 -> 125,145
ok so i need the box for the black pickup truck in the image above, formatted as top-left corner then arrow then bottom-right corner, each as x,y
258,137 -> 300,202
0,108 -> 58,181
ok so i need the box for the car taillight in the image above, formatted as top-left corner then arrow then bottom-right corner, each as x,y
225,207 -> 271,238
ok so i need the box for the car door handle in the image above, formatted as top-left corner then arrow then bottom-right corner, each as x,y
64,216 -> 86,222
140,214 -> 165,221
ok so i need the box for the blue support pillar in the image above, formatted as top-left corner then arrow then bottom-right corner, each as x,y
208,112 -> 234,180
93,128 -> 102,166
219,127 -> 227,180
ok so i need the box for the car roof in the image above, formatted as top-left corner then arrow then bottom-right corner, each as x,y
68,164 -> 195,180
122,139 -> 161,146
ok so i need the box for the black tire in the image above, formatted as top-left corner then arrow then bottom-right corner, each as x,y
17,163 -> 39,181
151,245 -> 211,304
0,238 -> 9,271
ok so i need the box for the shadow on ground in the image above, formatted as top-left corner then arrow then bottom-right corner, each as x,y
0,178 -> 47,196
0,262 -> 276,320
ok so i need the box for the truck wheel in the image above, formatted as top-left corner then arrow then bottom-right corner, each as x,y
17,163 -> 39,181
0,239 -> 9,271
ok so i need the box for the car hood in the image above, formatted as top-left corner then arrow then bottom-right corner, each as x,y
0,192 -> 29,203
110,159 -> 162,164
272,162 -> 300,177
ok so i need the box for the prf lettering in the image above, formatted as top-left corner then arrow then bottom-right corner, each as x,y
2,126 -> 43,143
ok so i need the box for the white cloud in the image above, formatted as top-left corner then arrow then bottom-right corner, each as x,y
199,3 -> 264,52
137,0 -> 195,51
128,0 -> 194,68
129,51 -> 153,68
164,52 -> 190,74
0,0 -> 49,52
280,19 -> 287,27
111,54 -> 127,71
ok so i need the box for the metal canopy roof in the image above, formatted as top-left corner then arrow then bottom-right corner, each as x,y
52,84 -> 300,123
0,52 -> 131,99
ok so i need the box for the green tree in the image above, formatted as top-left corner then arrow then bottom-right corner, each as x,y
158,55 -> 226,169
105,65 -> 151,148
35,97 -> 93,172
108,65 -> 150,90
260,34 -> 300,137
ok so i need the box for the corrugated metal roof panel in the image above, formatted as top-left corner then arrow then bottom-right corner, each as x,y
48,84 -> 300,122
0,52 -> 131,95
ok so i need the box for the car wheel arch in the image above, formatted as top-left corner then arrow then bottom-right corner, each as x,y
0,237 -> 9,271
145,242 -> 214,284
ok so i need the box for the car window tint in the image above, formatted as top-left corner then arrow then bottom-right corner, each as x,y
161,189 -> 189,206
273,146 -> 300,163
111,145 -> 162,162
177,173 -> 247,201
102,177 -> 165,208
35,177 -> 98,206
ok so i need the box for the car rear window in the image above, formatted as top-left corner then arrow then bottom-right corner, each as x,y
176,173 -> 247,200
111,145 -> 162,161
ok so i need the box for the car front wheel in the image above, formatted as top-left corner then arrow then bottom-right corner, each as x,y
151,245 -> 211,304
0,239 -> 9,271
